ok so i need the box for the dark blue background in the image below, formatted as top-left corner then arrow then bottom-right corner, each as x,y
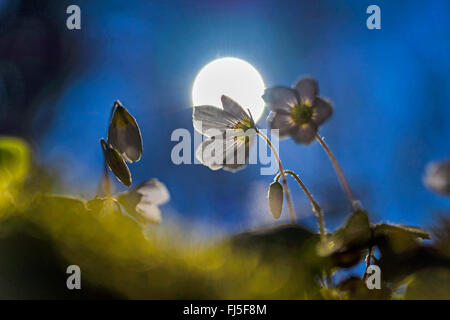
9,0 -> 448,234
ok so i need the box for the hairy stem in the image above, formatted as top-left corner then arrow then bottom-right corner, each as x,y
315,133 -> 358,212
275,169 -> 326,242
257,129 -> 297,223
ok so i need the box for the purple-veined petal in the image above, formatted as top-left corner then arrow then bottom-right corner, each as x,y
312,97 -> 333,126
221,95 -> 251,122
262,86 -> 298,112
193,106 -> 240,136
290,122 -> 318,144
268,112 -> 296,138
294,77 -> 318,105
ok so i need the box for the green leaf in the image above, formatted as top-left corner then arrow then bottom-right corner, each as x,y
0,136 -> 30,188
318,210 -> 371,262
373,223 -> 430,240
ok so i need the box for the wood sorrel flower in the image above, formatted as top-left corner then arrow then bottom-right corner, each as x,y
193,95 -> 256,172
262,77 -> 332,144
424,160 -> 450,196
117,178 -> 170,224
108,100 -> 143,163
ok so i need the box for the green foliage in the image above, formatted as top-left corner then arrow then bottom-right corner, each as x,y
0,136 -> 30,189
0,135 -> 449,299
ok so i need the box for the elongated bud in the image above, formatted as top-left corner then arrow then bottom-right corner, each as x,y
268,181 -> 283,219
100,138 -> 132,187
107,100 -> 143,163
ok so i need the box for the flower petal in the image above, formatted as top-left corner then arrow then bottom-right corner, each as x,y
424,160 -> 450,196
136,203 -> 162,224
268,112 -> 296,138
196,131 -> 255,172
193,106 -> 240,136
312,97 -> 333,126
223,136 -> 254,172
262,87 -> 298,113
290,122 -> 318,144
195,137 -> 225,170
107,102 -> 143,163
134,178 -> 170,205
100,139 -> 131,187
221,95 -> 250,122
294,77 -> 318,104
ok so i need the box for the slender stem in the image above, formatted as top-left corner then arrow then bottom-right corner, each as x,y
363,247 -> 373,282
257,129 -> 297,223
275,170 -> 326,242
102,159 -> 111,197
98,102 -> 118,197
315,133 -> 357,212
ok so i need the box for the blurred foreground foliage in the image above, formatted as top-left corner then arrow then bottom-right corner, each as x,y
0,136 -> 449,299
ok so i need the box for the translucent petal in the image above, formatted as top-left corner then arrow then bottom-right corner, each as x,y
262,86 -> 298,113
193,106 -> 240,136
312,97 -> 333,126
136,203 -> 162,224
290,122 -> 318,144
268,112 -> 296,138
294,77 -> 318,104
134,178 -> 170,205
221,95 -> 251,122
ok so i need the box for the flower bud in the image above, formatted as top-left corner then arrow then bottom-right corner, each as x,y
268,181 -> 283,219
100,138 -> 132,187
107,101 -> 143,163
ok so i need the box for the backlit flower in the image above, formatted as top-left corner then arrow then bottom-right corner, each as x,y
262,77 -> 333,144
117,178 -> 170,224
193,95 -> 256,172
424,160 -> 450,196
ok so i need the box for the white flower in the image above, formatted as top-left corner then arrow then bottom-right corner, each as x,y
117,178 -> 170,224
193,95 -> 256,172
424,160 -> 450,196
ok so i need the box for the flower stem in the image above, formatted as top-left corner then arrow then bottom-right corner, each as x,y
275,169 -> 326,242
315,133 -> 358,212
257,129 -> 297,223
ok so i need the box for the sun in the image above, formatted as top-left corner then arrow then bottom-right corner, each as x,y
192,57 -> 266,122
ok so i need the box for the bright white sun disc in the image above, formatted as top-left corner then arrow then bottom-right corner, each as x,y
192,57 -> 266,122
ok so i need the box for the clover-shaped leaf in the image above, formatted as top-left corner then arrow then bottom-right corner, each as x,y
372,223 -> 430,240
319,210 -> 371,256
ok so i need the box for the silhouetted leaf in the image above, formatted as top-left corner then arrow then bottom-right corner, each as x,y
373,223 -> 430,240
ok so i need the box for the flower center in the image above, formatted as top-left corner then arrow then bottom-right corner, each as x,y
290,103 -> 313,126
233,118 -> 253,131
233,118 -> 253,143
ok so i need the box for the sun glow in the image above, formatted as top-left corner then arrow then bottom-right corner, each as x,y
192,57 -> 266,122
